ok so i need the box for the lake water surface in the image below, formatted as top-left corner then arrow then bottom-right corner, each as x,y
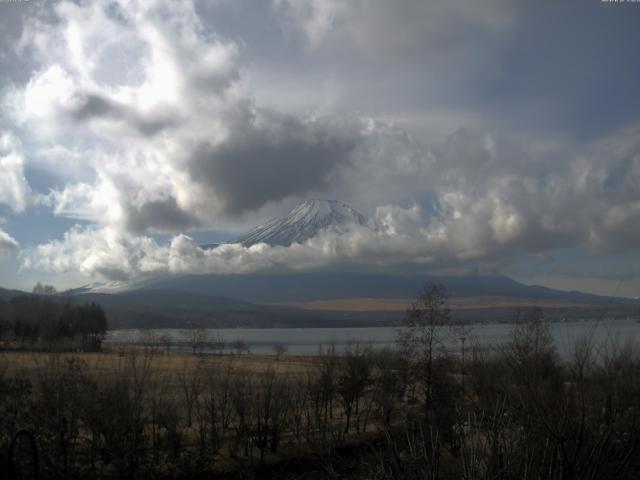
106,318 -> 640,357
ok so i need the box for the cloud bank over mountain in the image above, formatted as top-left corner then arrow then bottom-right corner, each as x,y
0,0 -> 639,294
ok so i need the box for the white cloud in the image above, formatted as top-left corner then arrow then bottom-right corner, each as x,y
0,131 -> 31,212
0,228 -> 19,257
273,0 -> 344,47
22,225 -> 166,281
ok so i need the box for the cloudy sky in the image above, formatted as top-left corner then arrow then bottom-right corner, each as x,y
0,0 -> 639,297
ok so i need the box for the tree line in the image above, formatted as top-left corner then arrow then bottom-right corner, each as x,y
0,289 -> 107,351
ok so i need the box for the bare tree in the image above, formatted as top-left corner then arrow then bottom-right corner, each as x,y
397,283 -> 451,416
199,358 -> 235,455
32,282 -> 57,295
273,343 -> 288,360
371,349 -> 405,429
233,339 -> 248,356
337,345 -> 371,434
188,323 -> 206,355
158,333 -> 172,353
251,368 -> 290,458
178,361 -> 203,428
211,330 -> 225,355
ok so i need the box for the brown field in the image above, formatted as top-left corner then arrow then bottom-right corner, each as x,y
0,348 -> 318,378
274,295 -> 592,311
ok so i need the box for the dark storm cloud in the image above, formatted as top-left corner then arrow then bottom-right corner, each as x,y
261,0 -> 640,140
0,2 -> 41,89
474,0 -> 640,138
189,110 -> 361,215
123,196 -> 201,235
70,93 -> 175,136
71,94 -> 114,120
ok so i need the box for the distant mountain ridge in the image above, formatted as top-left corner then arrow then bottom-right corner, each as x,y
137,272 -> 629,304
75,289 -> 338,329
0,287 -> 33,301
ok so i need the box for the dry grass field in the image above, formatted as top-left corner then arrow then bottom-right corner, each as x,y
0,348 -> 318,379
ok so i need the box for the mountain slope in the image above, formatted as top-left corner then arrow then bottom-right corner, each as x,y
0,287 -> 31,301
137,272 -> 630,305
74,289 -> 389,328
231,199 -> 369,247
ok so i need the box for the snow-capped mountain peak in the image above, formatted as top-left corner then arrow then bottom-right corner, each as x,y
231,199 -> 369,247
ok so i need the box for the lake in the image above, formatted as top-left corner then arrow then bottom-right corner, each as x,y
105,318 -> 640,358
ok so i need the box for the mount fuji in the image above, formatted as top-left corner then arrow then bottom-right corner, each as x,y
206,199 -> 371,249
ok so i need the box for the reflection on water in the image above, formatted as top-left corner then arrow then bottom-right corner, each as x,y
105,319 -> 640,357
